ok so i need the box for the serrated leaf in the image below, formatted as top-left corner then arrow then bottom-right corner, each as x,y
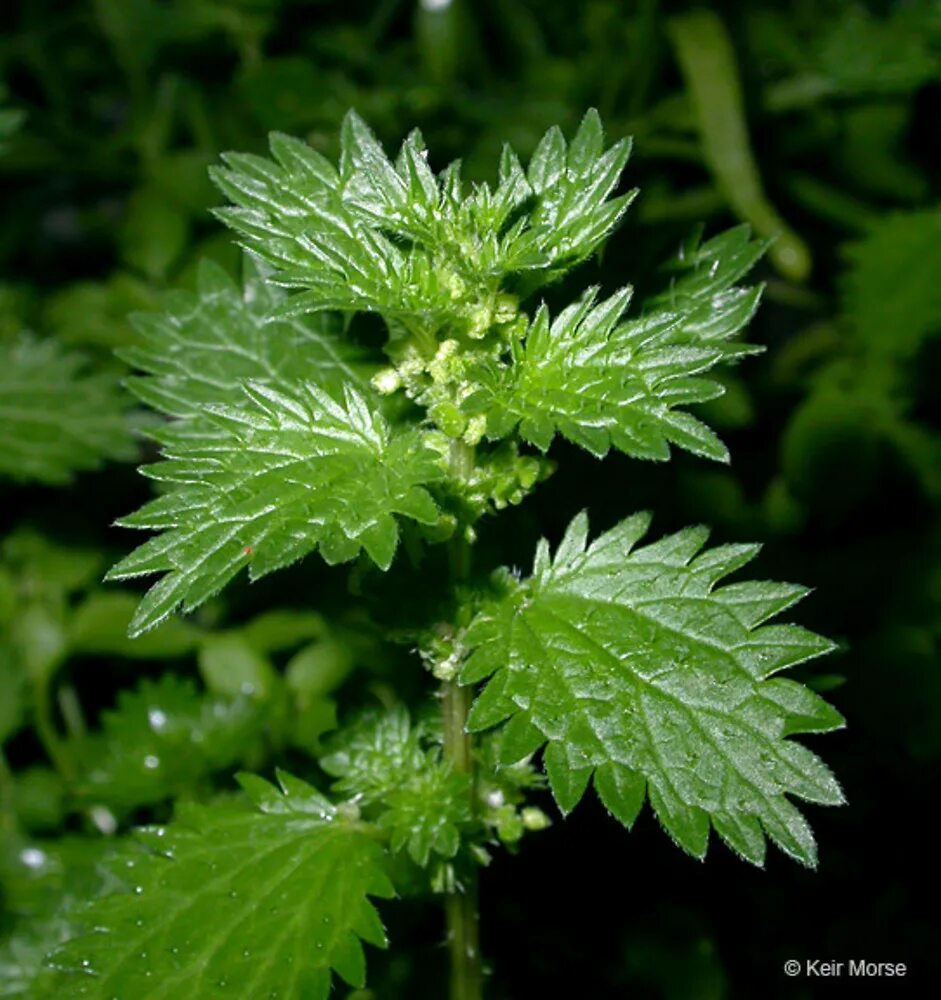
469,227 -> 764,462
0,915 -> 71,998
461,512 -> 844,867
74,676 -> 266,814
110,382 -> 443,634
121,255 -> 376,417
0,337 -> 135,485
39,773 -> 394,999
211,110 -> 634,335
0,833 -> 119,998
321,707 -> 471,867
841,209 -> 941,360
109,262 -> 444,634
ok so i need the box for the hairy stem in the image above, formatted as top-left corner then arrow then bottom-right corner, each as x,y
443,438 -> 483,1000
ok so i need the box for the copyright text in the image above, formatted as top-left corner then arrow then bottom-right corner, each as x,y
783,959 -> 907,978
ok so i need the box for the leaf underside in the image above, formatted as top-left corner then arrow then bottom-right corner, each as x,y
39,772 -> 394,1000
461,511 -> 844,867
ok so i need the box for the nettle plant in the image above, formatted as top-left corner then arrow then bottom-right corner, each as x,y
44,111 -> 844,998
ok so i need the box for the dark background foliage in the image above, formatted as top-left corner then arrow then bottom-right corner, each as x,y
2,0 -> 940,996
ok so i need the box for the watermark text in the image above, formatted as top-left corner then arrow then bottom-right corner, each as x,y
783,959 -> 907,978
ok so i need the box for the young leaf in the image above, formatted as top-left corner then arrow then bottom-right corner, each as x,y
108,261 -> 444,635
210,109 -> 634,333
321,708 -> 471,867
469,227 -> 764,462
39,772 -> 394,999
461,512 -> 844,867
0,337 -> 135,484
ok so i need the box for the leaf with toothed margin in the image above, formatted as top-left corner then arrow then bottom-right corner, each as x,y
107,378 -> 444,635
106,255 -> 442,636
120,254 -> 377,420
320,707 -> 472,867
460,511 -> 844,868
466,226 -> 765,462
0,336 -> 136,485
73,675 -> 267,815
209,108 -> 636,332
36,772 -> 395,1000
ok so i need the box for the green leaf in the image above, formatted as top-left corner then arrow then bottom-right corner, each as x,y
108,260 -> 444,635
0,337 -> 135,485
469,227 -> 764,462
12,767 -> 66,833
75,676 -> 265,813
198,634 -> 278,700
816,6 -> 939,98
109,383 -> 443,634
67,591 -> 203,659
669,11 -> 810,280
238,609 -> 327,655
0,833 -> 118,997
841,209 -> 941,361
210,109 -> 634,333
1,530 -> 103,596
322,708 -> 472,867
43,273 -> 158,351
120,255 -> 376,416
0,916 -> 70,998
285,636 -> 355,700
39,773 -> 394,999
119,186 -> 189,281
281,634 -> 356,753
461,512 -> 844,867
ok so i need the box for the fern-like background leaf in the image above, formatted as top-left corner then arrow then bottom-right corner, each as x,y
0,337 -> 135,484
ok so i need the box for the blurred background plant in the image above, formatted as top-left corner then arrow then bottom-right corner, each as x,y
1,0 -> 939,995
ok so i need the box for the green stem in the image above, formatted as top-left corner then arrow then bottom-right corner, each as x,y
0,747 -> 16,832
34,675 -> 73,783
443,439 -> 483,1000
668,10 -> 811,282
58,683 -> 87,740
445,860 -> 482,1000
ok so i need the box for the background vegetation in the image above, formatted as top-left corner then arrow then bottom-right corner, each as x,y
1,0 -> 939,995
